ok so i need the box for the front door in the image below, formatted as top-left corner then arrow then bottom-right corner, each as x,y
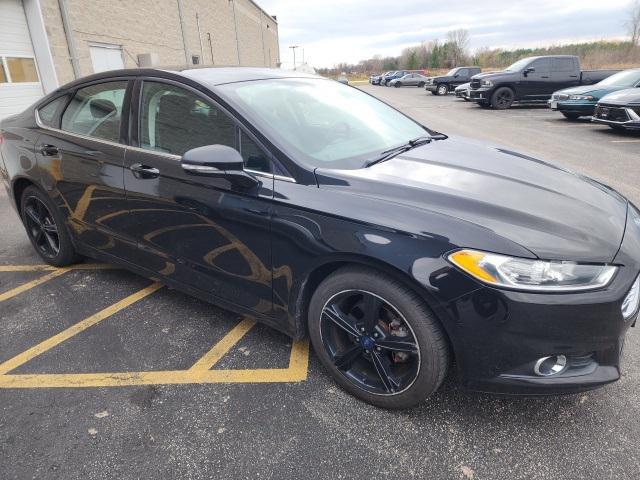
520,58 -> 552,100
123,79 -> 274,314
35,80 -> 137,260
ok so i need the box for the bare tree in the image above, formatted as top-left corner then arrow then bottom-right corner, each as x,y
446,29 -> 470,66
627,0 -> 640,46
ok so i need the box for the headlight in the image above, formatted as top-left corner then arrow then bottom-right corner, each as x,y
448,249 -> 617,292
481,80 -> 493,87
622,275 -> 640,319
569,95 -> 595,101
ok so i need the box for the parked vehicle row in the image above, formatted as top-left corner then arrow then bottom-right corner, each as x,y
424,67 -> 481,95
369,70 -> 428,87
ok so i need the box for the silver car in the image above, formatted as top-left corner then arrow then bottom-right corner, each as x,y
389,73 -> 428,88
455,82 -> 471,101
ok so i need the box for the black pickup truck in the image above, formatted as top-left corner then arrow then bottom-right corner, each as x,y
468,55 -> 619,109
424,66 -> 481,95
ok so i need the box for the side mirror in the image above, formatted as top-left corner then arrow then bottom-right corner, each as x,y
181,144 -> 244,175
523,67 -> 535,77
453,74 -> 459,78
181,144 -> 260,190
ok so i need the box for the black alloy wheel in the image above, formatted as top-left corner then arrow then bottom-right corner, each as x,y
23,196 -> 60,259
491,87 -> 515,109
320,290 -> 421,395
309,267 -> 450,408
20,185 -> 81,267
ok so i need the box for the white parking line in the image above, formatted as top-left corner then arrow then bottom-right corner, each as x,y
611,139 -> 640,143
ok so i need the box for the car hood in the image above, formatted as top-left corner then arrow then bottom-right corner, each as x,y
315,137 -> 628,262
599,88 -> 640,105
556,84 -> 628,98
471,70 -> 508,80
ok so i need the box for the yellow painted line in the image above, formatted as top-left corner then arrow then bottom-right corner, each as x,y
0,283 -> 163,375
611,139 -> 640,143
0,263 -> 115,272
0,338 -> 310,388
0,268 -> 70,302
189,316 -> 257,372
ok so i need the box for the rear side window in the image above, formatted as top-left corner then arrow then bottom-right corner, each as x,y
139,81 -> 235,156
37,95 -> 68,128
552,58 -> 575,72
61,81 -> 127,143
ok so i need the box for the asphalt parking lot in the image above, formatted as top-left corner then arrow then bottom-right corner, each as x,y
1,85 -> 640,480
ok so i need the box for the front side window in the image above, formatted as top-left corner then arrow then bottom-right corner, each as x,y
139,82 -> 235,156
219,78 -> 427,170
240,131 -> 271,173
61,81 -> 127,142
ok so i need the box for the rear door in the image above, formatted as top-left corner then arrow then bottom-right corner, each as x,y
552,57 -> 580,91
123,78 -> 274,314
35,79 -> 137,260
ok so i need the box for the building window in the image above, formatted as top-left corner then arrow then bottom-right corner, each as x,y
0,56 -> 39,83
192,55 -> 200,65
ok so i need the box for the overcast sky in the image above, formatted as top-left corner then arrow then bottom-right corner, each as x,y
257,0 -> 633,68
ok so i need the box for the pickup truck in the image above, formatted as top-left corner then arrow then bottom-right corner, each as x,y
468,55 -> 619,109
424,66 -> 481,95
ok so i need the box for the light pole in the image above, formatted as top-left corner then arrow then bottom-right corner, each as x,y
289,45 -> 299,70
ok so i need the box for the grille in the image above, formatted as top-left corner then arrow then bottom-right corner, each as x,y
594,105 -> 630,122
470,79 -> 481,89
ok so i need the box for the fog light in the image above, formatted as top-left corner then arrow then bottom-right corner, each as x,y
534,355 -> 567,377
622,275 -> 640,319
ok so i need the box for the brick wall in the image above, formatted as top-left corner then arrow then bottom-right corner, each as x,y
40,0 -> 280,85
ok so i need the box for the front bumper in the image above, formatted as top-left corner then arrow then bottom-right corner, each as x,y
592,105 -> 640,130
550,101 -> 596,116
425,84 -> 437,92
468,88 -> 492,102
443,210 -> 639,395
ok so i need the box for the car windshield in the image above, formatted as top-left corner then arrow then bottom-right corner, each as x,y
219,78 -> 428,170
505,58 -> 533,71
597,70 -> 640,87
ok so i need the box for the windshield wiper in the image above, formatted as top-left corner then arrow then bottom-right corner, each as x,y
364,136 -> 432,168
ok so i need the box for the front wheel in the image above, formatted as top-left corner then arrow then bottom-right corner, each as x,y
418,82 -> 425,88
20,185 -> 81,267
308,266 -> 450,409
436,84 -> 448,96
491,87 -> 515,109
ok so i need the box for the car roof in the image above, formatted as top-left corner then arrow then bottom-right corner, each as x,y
56,66 -> 325,92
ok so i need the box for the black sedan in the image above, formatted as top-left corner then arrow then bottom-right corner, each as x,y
1,68 -> 638,409
592,88 -> 640,131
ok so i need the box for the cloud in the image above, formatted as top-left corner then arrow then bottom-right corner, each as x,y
256,0 -> 631,67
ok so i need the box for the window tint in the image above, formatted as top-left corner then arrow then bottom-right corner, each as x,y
552,58 -> 575,72
6,57 -> 39,82
530,59 -> 551,73
61,81 -> 127,142
240,131 -> 271,173
38,96 -> 68,128
140,82 -> 235,156
458,69 -> 467,77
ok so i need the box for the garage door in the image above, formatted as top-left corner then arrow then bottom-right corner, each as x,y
0,0 -> 44,120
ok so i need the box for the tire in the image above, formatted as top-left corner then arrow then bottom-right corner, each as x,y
430,91 -> 438,95
20,185 -> 81,267
436,84 -> 448,96
491,87 -> 515,110
385,80 -> 391,87
394,82 -> 401,88
308,266 -> 450,409
418,82 -> 425,88
562,112 -> 581,120
478,102 -> 491,108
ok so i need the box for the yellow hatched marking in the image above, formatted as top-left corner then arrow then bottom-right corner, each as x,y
0,264 -> 118,302
0,268 -> 70,303
0,283 -> 163,375
189,317 -> 257,372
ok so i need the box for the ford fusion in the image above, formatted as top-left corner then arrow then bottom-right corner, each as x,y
1,68 -> 637,408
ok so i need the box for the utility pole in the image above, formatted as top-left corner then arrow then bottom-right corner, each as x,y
289,45 -> 299,70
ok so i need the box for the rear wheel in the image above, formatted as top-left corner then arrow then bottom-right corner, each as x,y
308,266 -> 450,409
562,112 -> 581,120
20,185 -> 80,267
491,87 -> 515,109
436,84 -> 448,96
394,82 -> 401,88
418,82 -> 425,88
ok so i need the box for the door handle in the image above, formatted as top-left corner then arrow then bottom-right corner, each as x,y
541,76 -> 549,79
130,163 -> 160,179
39,144 -> 59,156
